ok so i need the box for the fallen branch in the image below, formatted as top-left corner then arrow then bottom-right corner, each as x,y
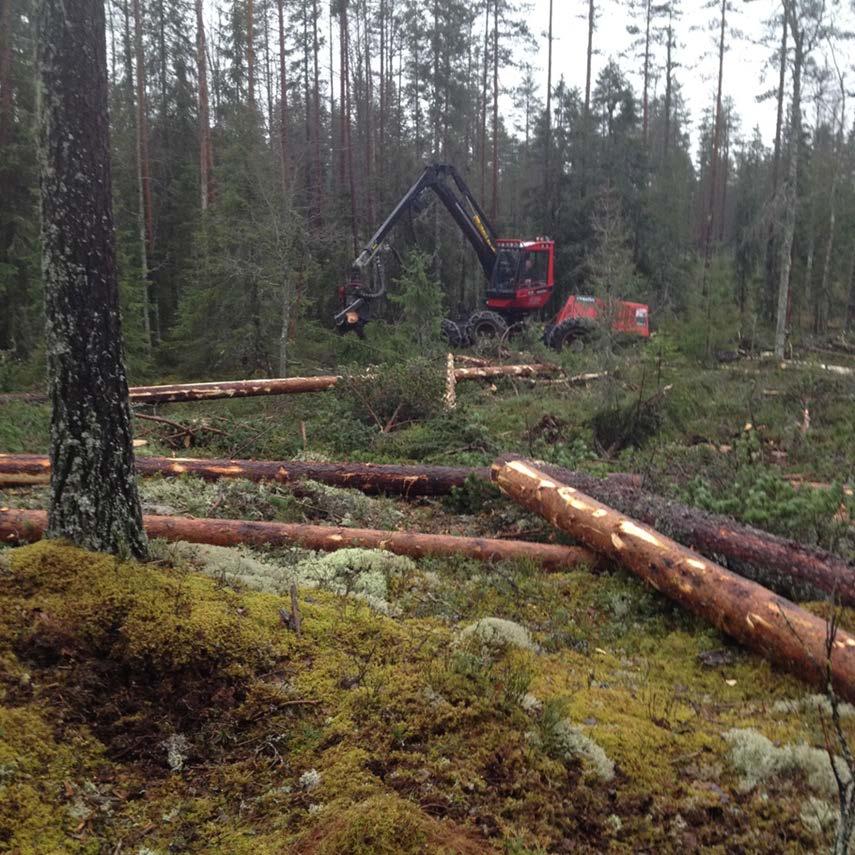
0,508 -> 596,571
492,458 -> 855,703
0,453 -> 486,496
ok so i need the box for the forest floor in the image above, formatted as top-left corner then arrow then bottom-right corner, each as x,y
0,335 -> 854,852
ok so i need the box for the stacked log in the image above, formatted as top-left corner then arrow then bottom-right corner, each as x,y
0,507 -> 596,571
492,458 -> 855,703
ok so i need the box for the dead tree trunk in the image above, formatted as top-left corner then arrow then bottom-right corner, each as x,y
0,508 -> 596,572
38,0 -> 147,558
493,458 -> 855,702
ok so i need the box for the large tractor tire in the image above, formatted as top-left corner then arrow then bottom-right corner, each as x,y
441,318 -> 469,348
545,319 -> 595,352
465,310 -> 509,343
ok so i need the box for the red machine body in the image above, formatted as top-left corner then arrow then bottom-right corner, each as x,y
554,295 -> 650,338
484,238 -> 555,315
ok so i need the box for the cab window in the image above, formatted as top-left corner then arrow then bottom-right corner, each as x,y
520,251 -> 548,285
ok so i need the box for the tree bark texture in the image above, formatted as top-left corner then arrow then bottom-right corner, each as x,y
0,452 -> 486,496
195,0 -> 214,210
492,458 -> 855,703
0,508 -> 596,572
535,459 -> 855,606
775,11 -> 803,360
37,0 -> 147,558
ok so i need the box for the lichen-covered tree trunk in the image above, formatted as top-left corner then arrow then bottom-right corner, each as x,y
38,0 -> 147,558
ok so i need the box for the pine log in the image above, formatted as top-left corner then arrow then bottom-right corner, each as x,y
0,507 -> 596,571
0,453 -> 486,495
129,375 -> 342,404
492,458 -> 855,702
536,459 -> 855,606
452,363 -> 562,381
2,449 -> 850,604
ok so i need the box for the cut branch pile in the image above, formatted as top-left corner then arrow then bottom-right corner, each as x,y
492,457 -> 855,703
0,507 -> 595,571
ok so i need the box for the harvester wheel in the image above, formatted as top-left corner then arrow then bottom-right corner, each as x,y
465,310 -> 508,343
441,318 -> 469,348
546,319 -> 594,352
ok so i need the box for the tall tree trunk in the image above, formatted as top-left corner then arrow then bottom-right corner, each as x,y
339,0 -> 347,192
845,246 -> 855,333
700,0 -> 726,299
764,13 -> 787,322
817,90 -> 845,336
362,0 -> 373,227
277,0 -> 289,193
584,0 -> 594,119
480,2 -> 489,201
38,0 -> 147,558
663,13 -> 672,157
775,22 -> 803,360
544,0 -> 553,213
0,0 -> 12,149
264,5 -> 274,128
247,0 -> 255,105
132,0 -> 153,354
342,1 -> 358,252
490,0 -> 499,221
312,0 -> 323,224
195,0 -> 215,211
642,0 -> 651,142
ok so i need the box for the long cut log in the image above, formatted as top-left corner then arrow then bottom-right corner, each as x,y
452,363 -> 561,381
0,508 -> 596,571
492,458 -> 855,702
1,451 -> 852,605
537,460 -> 855,607
129,375 -> 342,404
0,453 -> 486,496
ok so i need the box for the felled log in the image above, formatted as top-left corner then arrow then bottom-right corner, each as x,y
779,360 -> 854,377
0,453 -> 487,496
0,507 -> 596,571
452,363 -> 562,381
537,459 -> 855,607
129,375 -> 343,404
492,458 -> 855,702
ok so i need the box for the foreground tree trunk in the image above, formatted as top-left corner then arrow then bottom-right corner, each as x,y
493,458 -> 855,702
38,0 -> 147,558
0,509 -> 596,572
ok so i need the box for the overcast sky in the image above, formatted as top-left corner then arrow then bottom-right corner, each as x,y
513,0 -> 855,156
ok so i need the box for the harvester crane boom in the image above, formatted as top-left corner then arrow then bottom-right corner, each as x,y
352,163 -> 498,279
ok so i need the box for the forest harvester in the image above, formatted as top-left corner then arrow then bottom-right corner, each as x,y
334,163 -> 650,351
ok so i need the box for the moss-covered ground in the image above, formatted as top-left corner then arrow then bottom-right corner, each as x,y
1,340 -> 854,851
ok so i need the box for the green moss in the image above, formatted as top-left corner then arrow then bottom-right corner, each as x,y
293,792 -> 490,854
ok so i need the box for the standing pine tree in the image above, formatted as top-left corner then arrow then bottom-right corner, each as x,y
38,0 -> 147,558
